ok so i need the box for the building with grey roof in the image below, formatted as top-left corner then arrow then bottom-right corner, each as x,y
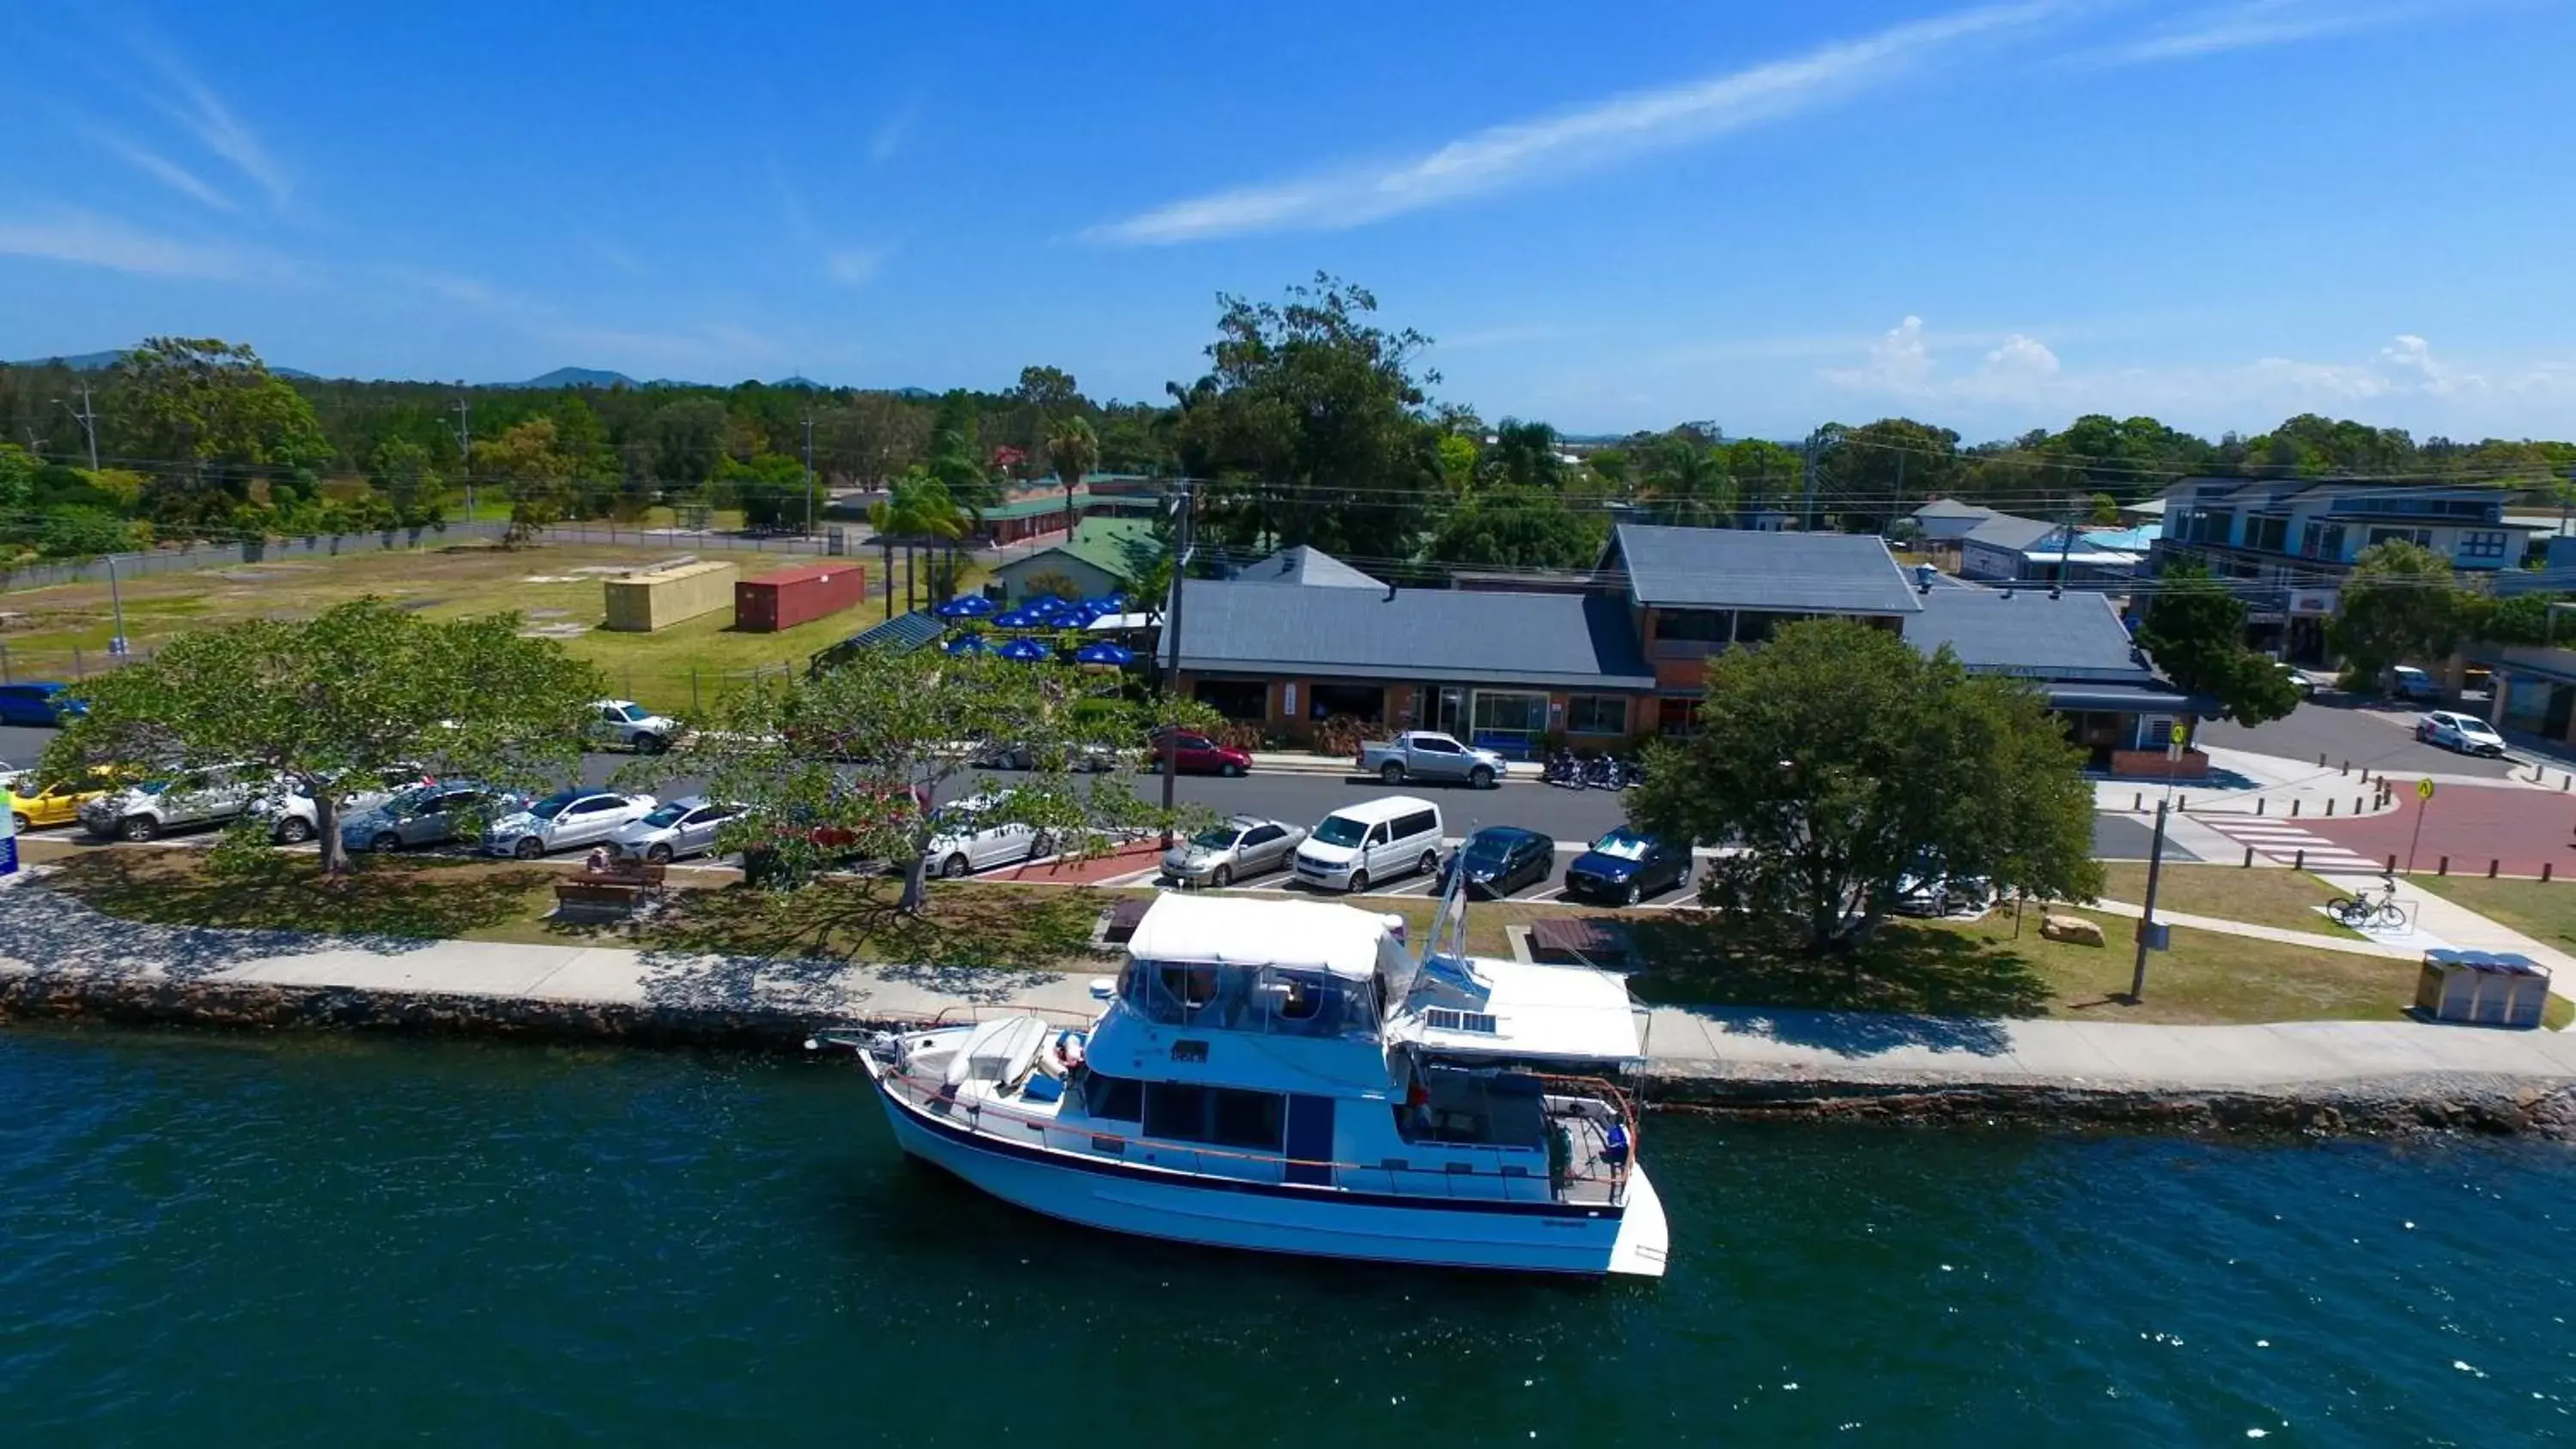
1601,524 -> 1922,615
1907,578 -> 2208,774
1959,512 -> 2141,589
1905,497 -> 2000,545
1234,544 -> 1387,589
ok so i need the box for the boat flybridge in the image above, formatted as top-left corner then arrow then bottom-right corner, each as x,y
814,870 -> 1668,1278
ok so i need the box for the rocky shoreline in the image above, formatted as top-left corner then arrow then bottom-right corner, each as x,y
10,967 -> 2576,1142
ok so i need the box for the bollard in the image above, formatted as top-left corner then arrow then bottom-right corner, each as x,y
2354,797 -> 2364,814
2244,846 -> 2255,868
2133,792 -> 2142,812
2341,759 -> 2350,775
2547,863 -> 2556,882
2325,799 -> 2335,816
2294,848 -> 2306,870
2319,752 -> 2328,767
2177,795 -> 2187,811
2439,855 -> 2450,876
2489,858 -> 2500,878
2257,797 -> 2267,815
2292,799 -> 2301,817
2386,853 -> 2397,874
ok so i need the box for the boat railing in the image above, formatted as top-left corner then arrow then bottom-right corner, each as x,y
879,1065 -> 1633,1205
926,1003 -> 1101,1030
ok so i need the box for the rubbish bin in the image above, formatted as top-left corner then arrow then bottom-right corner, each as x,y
2414,949 -> 2551,1028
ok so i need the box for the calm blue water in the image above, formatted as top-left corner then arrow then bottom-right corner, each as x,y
3,1026 -> 2573,1445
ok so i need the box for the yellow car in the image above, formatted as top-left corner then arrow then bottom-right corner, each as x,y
7,773 -> 109,831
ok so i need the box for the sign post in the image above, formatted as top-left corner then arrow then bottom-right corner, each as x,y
0,792 -> 17,877
2404,777 -> 2434,876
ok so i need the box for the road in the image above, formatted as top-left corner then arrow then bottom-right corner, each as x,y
2200,694 -> 2520,781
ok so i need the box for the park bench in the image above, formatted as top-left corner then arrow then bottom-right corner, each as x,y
550,861 -> 670,922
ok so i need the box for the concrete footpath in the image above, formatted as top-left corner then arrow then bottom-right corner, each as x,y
6,870 -> 2576,1136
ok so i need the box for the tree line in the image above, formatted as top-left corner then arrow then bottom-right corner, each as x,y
3,276 -> 2573,570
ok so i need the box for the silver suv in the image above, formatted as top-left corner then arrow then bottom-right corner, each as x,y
480,789 -> 659,858
79,766 -> 260,842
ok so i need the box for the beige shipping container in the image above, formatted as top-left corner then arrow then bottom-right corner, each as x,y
602,560 -> 741,633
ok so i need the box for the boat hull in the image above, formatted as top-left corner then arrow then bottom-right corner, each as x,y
866,1063 -> 1664,1277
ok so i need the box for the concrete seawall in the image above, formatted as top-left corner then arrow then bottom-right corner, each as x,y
7,874 -> 2576,1141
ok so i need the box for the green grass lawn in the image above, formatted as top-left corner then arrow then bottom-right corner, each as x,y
0,540 -> 925,706
2093,863 -> 2359,937
2417,876 -> 2576,955
28,843 -> 2503,1026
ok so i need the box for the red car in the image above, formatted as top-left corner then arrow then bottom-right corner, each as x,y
1149,728 -> 1252,778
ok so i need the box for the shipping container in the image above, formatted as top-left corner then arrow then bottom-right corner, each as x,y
602,560 -> 741,633
734,561 -> 871,633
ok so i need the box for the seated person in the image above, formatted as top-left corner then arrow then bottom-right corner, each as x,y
584,845 -> 613,874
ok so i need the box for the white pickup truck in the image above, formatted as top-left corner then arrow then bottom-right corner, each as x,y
1358,730 -> 1509,788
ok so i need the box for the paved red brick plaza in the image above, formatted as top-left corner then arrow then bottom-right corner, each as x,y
2300,783 -> 2576,877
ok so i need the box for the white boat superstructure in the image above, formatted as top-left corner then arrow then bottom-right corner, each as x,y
821,876 -> 1670,1278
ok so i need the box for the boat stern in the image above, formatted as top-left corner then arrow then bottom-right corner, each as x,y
1607,1167 -> 1669,1278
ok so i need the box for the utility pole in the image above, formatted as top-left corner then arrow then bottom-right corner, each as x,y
1800,432 -> 1819,531
1158,478 -> 1196,845
2053,494 -> 2080,596
57,381 -> 101,470
451,397 -> 474,524
2129,798 -> 2170,1001
802,412 -> 817,541
104,552 -> 129,660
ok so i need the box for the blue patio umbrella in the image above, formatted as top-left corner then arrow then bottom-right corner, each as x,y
997,637 -> 1053,663
1085,592 -> 1127,614
944,633 -> 987,656
1074,641 -> 1136,666
934,594 -> 996,620
993,605 -> 1049,628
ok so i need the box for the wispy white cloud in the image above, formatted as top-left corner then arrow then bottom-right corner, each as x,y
0,207 -> 250,279
825,245 -> 891,287
1086,1 -> 2063,244
870,103 -> 917,165
127,37 -> 291,209
82,126 -> 236,212
2076,0 -> 2403,66
590,240 -> 647,277
386,266 -> 507,308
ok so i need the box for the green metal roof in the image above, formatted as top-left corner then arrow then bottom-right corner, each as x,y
978,490 -> 1091,522
1002,516 -> 1161,585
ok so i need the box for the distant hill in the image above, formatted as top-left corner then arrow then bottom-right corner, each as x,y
516,366 -> 641,389
7,349 -> 127,372
773,375 -> 821,390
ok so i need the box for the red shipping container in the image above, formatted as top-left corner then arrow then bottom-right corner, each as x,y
734,561 -> 871,633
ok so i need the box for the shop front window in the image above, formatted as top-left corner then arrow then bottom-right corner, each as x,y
1565,694 -> 1628,737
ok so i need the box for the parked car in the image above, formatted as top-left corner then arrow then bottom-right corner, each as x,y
481,789 -> 659,858
0,682 -> 83,727
249,766 -> 438,844
975,741 -> 1119,773
1562,828 -> 1694,906
2387,665 -> 2441,703
1293,796 -> 1443,894
78,765 -> 261,841
922,793 -> 1050,878
1147,727 -> 1251,777
1161,814 -> 1308,888
585,699 -> 679,754
340,783 -> 525,853
1358,731 -> 1506,789
5,769 -> 112,832
1438,826 -> 1555,899
1893,869 -> 1994,918
2278,660 -> 2314,696
610,796 -> 745,864
2418,710 -> 2506,757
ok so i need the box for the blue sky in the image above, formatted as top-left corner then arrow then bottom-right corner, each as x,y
3,0 -> 2573,442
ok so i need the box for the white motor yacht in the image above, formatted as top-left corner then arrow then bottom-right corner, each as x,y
816,878 -> 1668,1277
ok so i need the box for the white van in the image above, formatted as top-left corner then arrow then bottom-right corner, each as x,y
1293,795 -> 1443,893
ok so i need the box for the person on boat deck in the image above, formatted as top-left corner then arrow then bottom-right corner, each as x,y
584,845 -> 612,874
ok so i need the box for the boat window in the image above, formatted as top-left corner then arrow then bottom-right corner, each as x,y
1081,1071 -> 1142,1123
1144,1083 -> 1285,1153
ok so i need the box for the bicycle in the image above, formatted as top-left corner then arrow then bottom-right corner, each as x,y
2327,876 -> 2409,931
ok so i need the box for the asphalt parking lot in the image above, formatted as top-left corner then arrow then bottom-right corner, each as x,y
2198,694 -> 2523,780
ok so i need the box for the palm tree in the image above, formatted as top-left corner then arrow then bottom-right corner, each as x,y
1642,436 -> 1737,527
870,472 -> 969,611
1047,415 -> 1100,541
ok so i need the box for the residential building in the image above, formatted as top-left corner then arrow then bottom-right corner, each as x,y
1230,544 -> 1385,589
1958,513 -> 2141,589
1907,577 -> 2210,778
1905,497 -> 1999,551
2150,476 -> 2532,659
990,517 -> 1157,603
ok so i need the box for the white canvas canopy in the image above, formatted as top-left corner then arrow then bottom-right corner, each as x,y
1127,894 -> 1402,982
1392,956 -> 1644,1064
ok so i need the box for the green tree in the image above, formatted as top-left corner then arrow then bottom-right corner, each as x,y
2087,492 -> 2119,526
1047,415 -> 1100,538
651,397 -> 730,496
44,597 -> 602,875
723,452 -> 816,531
2328,540 -> 2467,687
638,648 -> 1191,911
2132,559 -> 2301,725
1174,274 -> 1443,557
1627,618 -> 2100,958
367,437 -> 447,530
1638,433 -> 1736,526
474,417 -> 580,545
927,389 -> 999,519
1475,419 -> 1567,493
1436,433 -> 1479,495
1426,486 -> 1604,570
1723,438 -> 1804,516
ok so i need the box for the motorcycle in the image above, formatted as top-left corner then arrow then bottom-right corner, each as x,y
1543,749 -> 1581,788
1583,755 -> 1622,791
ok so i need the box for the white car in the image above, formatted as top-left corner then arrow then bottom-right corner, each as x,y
585,699 -> 679,754
921,794 -> 1051,879
609,796 -> 744,864
2418,710 -> 2506,757
249,766 -> 438,845
77,764 -> 261,842
481,789 -> 659,858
